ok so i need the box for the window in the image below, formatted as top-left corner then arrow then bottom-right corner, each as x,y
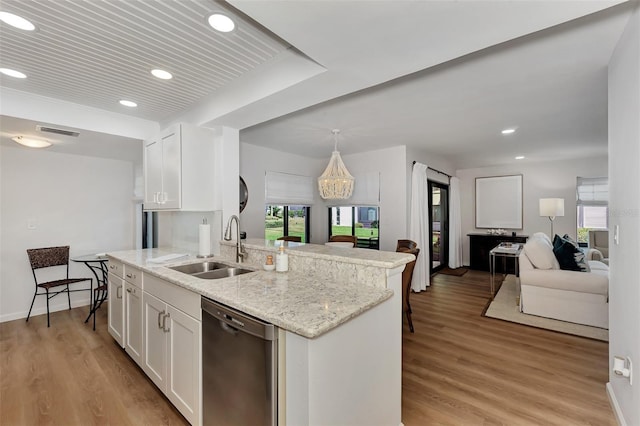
328,206 -> 379,249
576,177 -> 608,243
264,171 -> 314,243
265,205 -> 310,242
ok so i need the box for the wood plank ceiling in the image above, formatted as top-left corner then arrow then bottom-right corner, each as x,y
0,0 -> 289,121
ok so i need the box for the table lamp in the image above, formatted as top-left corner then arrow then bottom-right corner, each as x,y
539,198 -> 564,238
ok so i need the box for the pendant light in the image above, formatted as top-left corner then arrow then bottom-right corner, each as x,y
317,129 -> 354,199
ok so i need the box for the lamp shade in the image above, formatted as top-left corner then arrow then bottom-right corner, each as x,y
539,198 -> 565,217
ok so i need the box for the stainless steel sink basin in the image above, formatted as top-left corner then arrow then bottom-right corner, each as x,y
169,262 -> 229,275
168,262 -> 254,280
192,267 -> 254,280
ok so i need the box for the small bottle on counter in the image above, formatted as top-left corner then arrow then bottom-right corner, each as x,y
275,246 -> 288,272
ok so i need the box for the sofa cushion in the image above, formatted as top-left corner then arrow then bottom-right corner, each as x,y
553,235 -> 591,272
523,236 -> 559,270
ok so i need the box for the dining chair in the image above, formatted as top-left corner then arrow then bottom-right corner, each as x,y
397,243 -> 419,333
26,246 -> 92,327
328,235 -> 358,247
396,239 -> 417,251
277,236 -> 302,242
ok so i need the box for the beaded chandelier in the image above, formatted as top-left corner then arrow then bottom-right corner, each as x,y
317,129 -> 354,200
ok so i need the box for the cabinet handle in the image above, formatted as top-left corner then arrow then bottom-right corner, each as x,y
116,286 -> 122,299
158,310 -> 165,329
126,287 -> 132,293
126,273 -> 133,279
163,312 -> 171,333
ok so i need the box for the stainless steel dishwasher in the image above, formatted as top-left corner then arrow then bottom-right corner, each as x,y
202,297 -> 278,426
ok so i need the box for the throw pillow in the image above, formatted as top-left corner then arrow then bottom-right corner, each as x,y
552,235 -> 591,272
523,236 -> 559,270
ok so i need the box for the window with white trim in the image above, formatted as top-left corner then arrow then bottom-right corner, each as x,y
264,172 -> 313,242
576,176 -> 608,243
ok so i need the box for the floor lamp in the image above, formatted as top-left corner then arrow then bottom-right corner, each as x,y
539,198 -> 565,238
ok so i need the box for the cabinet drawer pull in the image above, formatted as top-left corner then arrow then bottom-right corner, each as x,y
126,288 -> 132,293
126,273 -> 133,279
163,312 -> 171,333
157,310 -> 164,329
116,286 -> 122,299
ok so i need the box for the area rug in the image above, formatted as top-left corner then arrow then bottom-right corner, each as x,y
436,267 -> 468,276
485,275 -> 608,342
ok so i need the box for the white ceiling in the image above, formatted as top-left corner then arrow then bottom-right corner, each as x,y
0,0 -> 633,168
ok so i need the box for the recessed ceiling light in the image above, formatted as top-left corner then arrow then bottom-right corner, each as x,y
515,156 -> 525,160
208,13 -> 235,32
12,136 -> 51,148
0,12 -> 36,31
151,69 -> 172,80
501,128 -> 516,135
0,68 -> 27,78
119,100 -> 137,107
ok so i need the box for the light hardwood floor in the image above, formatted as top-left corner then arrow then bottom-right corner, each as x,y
403,270 -> 615,425
1,270 -> 614,425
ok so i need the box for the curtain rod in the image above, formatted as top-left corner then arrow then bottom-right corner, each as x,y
412,161 -> 452,179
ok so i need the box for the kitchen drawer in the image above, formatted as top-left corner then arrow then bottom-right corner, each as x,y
144,273 -> 200,320
124,265 -> 143,288
107,258 -> 124,278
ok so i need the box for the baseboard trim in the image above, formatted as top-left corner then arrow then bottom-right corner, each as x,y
0,298 -> 91,323
606,382 -> 627,426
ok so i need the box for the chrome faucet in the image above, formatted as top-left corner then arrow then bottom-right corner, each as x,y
224,215 -> 246,263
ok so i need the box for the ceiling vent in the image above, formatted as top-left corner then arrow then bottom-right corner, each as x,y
36,125 -> 80,137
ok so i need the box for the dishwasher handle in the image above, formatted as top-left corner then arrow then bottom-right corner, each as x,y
202,297 -> 277,341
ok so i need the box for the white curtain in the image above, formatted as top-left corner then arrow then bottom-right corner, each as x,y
448,176 -> 463,268
409,162 -> 430,291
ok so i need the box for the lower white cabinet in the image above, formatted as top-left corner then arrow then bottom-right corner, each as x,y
107,272 -> 124,347
124,281 -> 143,367
142,289 -> 201,425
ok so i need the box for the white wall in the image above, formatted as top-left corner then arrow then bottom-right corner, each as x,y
607,3 -> 640,424
340,146 -> 407,252
0,146 -> 136,322
456,156 -> 607,266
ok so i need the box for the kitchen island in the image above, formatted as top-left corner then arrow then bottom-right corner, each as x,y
107,240 -> 413,426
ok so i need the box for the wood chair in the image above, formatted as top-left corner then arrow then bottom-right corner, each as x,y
277,236 -> 302,242
397,245 -> 419,333
329,235 -> 358,247
397,239 -> 417,251
26,246 -> 92,327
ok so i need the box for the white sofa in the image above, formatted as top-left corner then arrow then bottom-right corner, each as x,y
518,233 -> 609,329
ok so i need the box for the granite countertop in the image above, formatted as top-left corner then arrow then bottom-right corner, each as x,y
229,238 -> 413,269
107,247 -> 395,339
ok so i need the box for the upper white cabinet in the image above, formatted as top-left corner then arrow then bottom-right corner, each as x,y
144,123 -> 220,211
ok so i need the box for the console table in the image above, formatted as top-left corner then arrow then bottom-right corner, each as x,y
468,233 -> 528,273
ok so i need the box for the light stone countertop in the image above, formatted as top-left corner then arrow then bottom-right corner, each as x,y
231,238 -> 413,269
107,247 -> 398,339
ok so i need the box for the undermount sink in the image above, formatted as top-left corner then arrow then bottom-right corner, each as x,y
169,261 -> 254,280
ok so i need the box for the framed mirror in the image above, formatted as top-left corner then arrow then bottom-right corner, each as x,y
475,174 -> 523,229
239,176 -> 248,213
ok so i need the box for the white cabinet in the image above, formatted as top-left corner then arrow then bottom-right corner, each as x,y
107,259 -> 124,347
142,275 -> 201,425
124,276 -> 143,367
143,122 -> 219,211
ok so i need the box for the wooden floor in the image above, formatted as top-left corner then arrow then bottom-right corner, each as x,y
0,270 -> 614,425
402,270 -> 615,426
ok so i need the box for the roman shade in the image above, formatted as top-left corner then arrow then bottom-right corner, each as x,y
265,171 -> 314,205
577,177 -> 608,206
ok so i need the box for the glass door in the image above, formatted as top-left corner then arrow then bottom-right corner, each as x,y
429,181 -> 449,273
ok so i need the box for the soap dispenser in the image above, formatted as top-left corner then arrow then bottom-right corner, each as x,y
276,246 -> 289,272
